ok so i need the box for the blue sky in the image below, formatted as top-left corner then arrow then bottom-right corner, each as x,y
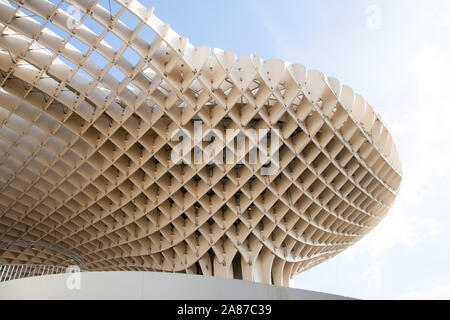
146,0 -> 450,299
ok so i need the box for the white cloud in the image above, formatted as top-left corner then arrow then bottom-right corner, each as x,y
439,13 -> 450,28
344,205 -> 440,260
398,284 -> 450,300
364,263 -> 382,291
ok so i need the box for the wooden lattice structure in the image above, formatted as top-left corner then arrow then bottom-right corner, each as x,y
0,0 -> 401,287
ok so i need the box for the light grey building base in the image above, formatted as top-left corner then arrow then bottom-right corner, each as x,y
0,271 -> 351,300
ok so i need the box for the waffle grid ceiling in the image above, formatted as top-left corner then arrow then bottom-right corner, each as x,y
0,0 -> 402,287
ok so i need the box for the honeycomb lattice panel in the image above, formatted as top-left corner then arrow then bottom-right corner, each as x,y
0,0 -> 401,287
